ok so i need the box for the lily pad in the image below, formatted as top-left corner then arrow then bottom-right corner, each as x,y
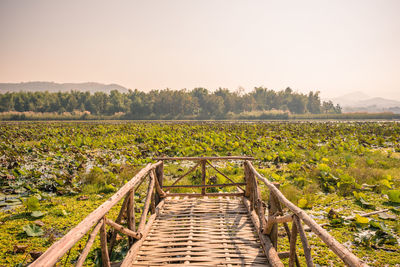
378,212 -> 397,220
30,211 -> 46,218
369,220 -> 388,231
298,198 -> 308,209
22,224 -> 44,237
355,214 -> 369,225
386,190 -> 400,203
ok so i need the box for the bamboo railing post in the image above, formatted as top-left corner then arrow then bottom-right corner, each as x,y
294,215 -> 314,267
31,162 -> 162,267
127,189 -> 135,246
100,218 -> 111,267
268,183 -> 280,249
201,160 -> 206,195
245,161 -> 368,267
155,161 -> 164,205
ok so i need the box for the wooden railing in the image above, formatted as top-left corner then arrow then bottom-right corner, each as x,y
30,162 -> 164,267
244,160 -> 368,267
30,156 -> 368,267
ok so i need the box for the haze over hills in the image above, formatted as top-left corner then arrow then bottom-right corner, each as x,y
0,82 -> 129,94
330,91 -> 400,113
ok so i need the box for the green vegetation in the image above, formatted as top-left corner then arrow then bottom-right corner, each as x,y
0,87 -> 341,120
0,121 -> 399,266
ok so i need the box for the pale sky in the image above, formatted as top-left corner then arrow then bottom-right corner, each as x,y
1,0 -> 399,99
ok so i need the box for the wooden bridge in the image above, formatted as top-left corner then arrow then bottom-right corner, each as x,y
31,156 -> 368,267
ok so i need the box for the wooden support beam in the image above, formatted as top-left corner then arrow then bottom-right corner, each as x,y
154,162 -> 164,205
201,160 -> 206,195
162,183 -> 246,189
30,162 -> 161,267
126,189 -> 135,247
289,219 -> 298,267
265,214 -> 293,234
206,160 -> 245,191
105,218 -> 142,240
166,192 -> 245,197
137,175 -> 156,233
170,162 -> 201,186
75,221 -> 102,267
153,171 -> 167,198
121,199 -> 166,267
268,183 -> 281,249
109,194 -> 129,254
278,251 -> 290,259
242,197 -> 284,267
244,162 -> 252,198
294,215 -> 314,267
100,218 -> 111,267
154,156 -> 255,161
246,161 -> 369,267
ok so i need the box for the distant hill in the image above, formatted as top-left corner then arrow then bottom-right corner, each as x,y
331,91 -> 370,107
0,82 -> 129,93
330,92 -> 400,113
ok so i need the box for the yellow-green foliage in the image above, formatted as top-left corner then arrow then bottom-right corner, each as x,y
0,121 -> 399,266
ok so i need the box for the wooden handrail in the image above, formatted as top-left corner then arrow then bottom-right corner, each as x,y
31,156 -> 367,267
245,161 -> 368,267
154,156 -> 255,161
162,183 -> 246,188
30,161 -> 162,267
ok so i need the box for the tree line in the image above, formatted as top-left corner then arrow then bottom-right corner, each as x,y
0,87 -> 341,119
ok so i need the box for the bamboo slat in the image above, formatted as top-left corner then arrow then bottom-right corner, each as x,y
126,197 -> 270,266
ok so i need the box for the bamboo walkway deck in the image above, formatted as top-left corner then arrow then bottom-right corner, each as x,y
31,158 -> 368,267
130,197 -> 270,266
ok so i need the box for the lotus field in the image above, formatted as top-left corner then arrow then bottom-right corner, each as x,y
0,121 -> 399,266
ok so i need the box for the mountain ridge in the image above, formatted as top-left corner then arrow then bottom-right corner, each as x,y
0,82 -> 130,93
329,92 -> 400,113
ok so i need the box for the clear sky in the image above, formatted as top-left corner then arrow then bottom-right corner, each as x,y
1,0 -> 399,99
